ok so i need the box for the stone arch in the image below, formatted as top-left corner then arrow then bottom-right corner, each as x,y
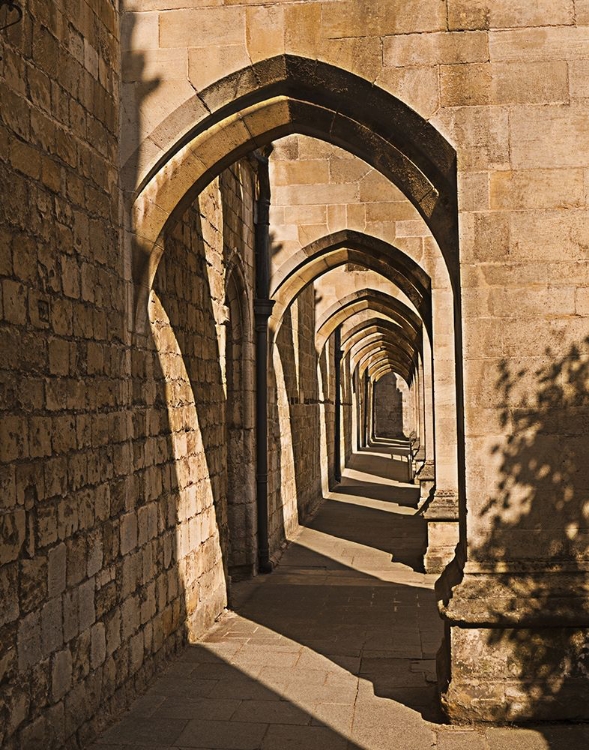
344,325 -> 418,364
129,55 -> 458,335
270,229 -> 432,333
367,357 -> 409,382
359,348 -> 413,382
316,289 -> 422,352
350,336 -> 416,375
373,366 -> 398,382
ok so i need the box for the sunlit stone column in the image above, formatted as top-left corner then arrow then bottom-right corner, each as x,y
424,287 -> 459,573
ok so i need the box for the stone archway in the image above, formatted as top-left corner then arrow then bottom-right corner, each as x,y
127,56 -> 459,338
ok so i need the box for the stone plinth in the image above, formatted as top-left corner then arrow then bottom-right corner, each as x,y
437,567 -> 589,722
423,489 -> 459,573
417,460 -> 435,507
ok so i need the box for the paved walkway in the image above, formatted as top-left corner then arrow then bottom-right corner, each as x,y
92,443 -> 587,750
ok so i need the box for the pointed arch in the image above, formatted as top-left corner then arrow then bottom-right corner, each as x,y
349,335 -> 417,373
270,229 -> 431,335
316,289 -> 423,352
129,55 -> 458,334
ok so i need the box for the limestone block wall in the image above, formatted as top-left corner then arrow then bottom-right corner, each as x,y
269,135 -> 432,270
341,350 -> 354,467
269,286 -> 328,551
148,161 -> 257,647
0,1 -> 125,747
374,373 -> 406,439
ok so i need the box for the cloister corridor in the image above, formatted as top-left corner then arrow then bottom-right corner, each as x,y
89,445 -> 587,750
8,3 -> 589,745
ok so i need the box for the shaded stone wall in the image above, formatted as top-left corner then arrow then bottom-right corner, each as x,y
222,166 -> 257,581
374,373 -> 405,438
341,351 -> 354,468
0,1 -> 124,747
270,286 -> 326,551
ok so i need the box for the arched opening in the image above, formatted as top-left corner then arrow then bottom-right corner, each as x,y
128,55 -> 462,725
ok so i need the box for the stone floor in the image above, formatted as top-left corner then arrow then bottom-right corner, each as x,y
91,442 -> 589,750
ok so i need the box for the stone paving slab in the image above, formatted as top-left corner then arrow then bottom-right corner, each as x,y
90,446 -> 589,750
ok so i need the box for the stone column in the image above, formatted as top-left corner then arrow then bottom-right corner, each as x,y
412,358 -> 427,476
437,326 -> 589,722
423,286 -> 459,573
416,333 -> 436,506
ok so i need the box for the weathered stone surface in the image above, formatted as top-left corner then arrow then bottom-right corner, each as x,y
4,0 -> 589,741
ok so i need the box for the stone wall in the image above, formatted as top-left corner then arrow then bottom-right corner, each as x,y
374,373 -> 406,439
4,0 -> 589,731
270,286 -> 328,551
148,162 -> 257,645
0,0 -> 124,747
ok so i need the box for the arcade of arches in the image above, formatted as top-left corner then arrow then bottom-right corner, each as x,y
3,2 -> 589,748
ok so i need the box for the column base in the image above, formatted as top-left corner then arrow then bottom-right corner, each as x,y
416,461 -> 435,508
439,623 -> 589,723
411,446 -> 426,480
424,520 -> 459,573
423,489 -> 459,574
437,565 -> 589,722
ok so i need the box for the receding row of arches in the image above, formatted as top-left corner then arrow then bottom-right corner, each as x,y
127,55 -> 464,719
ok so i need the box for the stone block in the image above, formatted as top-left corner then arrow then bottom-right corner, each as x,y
0,563 -> 19,627
385,30 -> 488,68
120,511 -> 138,555
51,649 -> 72,702
105,608 -> 121,656
28,416 -> 52,458
1,415 -> 29,462
0,509 -> 26,563
63,587 -> 79,643
377,66 -> 440,119
433,105 -> 509,170
121,594 -> 140,640
188,44 -> 250,92
78,578 -> 96,632
448,0 -> 574,29
321,0 -> 445,37
17,610 -> 42,670
246,5 -> 284,63
441,61 -> 568,107
490,26 -> 589,62
511,106 -> 589,169
509,210 -> 589,262
41,597 -> 63,657
273,160 -> 330,187
86,528 -> 103,578
19,715 -> 49,750
90,622 -> 106,668
10,139 -> 41,180
66,535 -> 87,587
319,36 -> 382,82
284,2 -> 321,58
160,7 -> 246,49
490,169 -> 584,211
47,543 -> 67,599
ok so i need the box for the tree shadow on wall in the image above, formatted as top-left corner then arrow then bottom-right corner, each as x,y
471,339 -> 589,739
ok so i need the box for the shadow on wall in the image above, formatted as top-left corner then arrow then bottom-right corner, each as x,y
470,339 -> 589,729
271,281 -> 326,543
150,192 -> 230,641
